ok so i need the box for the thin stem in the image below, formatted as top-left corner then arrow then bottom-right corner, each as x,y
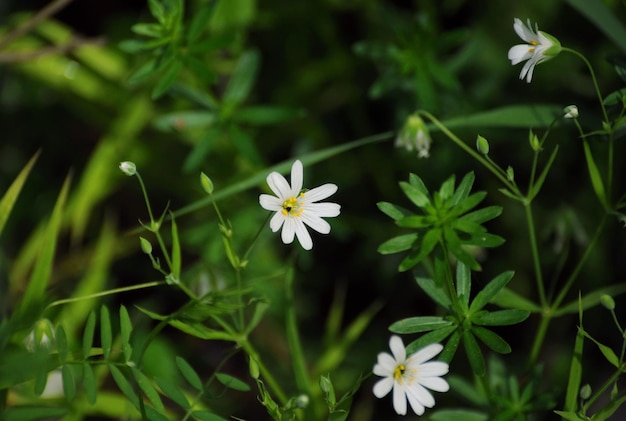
239,338 -> 288,405
562,47 -> 609,125
583,368 -> 624,412
242,212 -> 272,263
527,312 -> 551,368
524,203 -> 546,307
135,172 -> 156,226
419,111 -> 520,195
552,214 -> 607,310
45,281 -> 165,309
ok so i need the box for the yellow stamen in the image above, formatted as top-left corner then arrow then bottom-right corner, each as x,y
530,40 -> 539,45
394,364 -> 406,380
281,196 -> 303,217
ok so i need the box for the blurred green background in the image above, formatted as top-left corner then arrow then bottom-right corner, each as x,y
1,0 -> 625,419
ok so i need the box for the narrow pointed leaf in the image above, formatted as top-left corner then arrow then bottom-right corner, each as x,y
132,367 -> 165,413
398,228 -> 440,272
56,325 -> 68,361
109,364 -> 140,410
491,288 -> 542,313
62,364 -> 76,401
583,140 -> 607,208
459,206 -> 502,224
469,271 -> 515,313
408,173 -> 429,195
528,145 -> 559,201
176,356 -> 203,391
416,277 -> 452,309
471,309 -> 529,326
563,327 -> 584,412
83,363 -> 97,405
389,316 -> 453,334
377,201 -> 413,221
215,373 -> 250,392
171,216 -> 181,279
456,261 -> 471,310
100,306 -> 112,360
156,376 -> 190,409
400,181 -> 430,208
451,172 -> 475,205
0,151 -> 39,239
406,325 -> 457,355
120,305 -> 133,362
463,330 -> 485,376
378,233 -> 418,254
82,310 -> 96,359
223,50 -> 259,106
472,326 -> 511,354
580,328 -> 620,368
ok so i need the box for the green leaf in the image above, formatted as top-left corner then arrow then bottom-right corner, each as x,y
232,106 -> 303,125
469,271 -> 515,313
471,309 -> 529,326
591,393 -> 626,421
377,201 -> 413,221
398,228 -> 441,272
119,305 -> 133,362
215,373 -> 250,392
439,175 -> 456,200
528,145 -> 559,201
109,364 -> 140,410
82,310 -> 96,359
223,50 -> 259,106
186,2 -> 214,43
182,126 -> 221,173
459,206 -> 502,225
2,407 -> 69,420
553,410 -> 587,421
563,327 -> 584,412
18,174 -> 70,316
554,283 -> 626,316
429,409 -> 489,421
148,0 -> 166,24
34,365 -> 48,396
145,406 -> 169,421
378,233 -> 418,254
400,181 -> 430,208
83,363 -> 97,405
229,124 -> 262,165
156,376 -> 190,409
405,325 -> 457,355
580,328 -> 620,368
583,140 -> 607,208
465,232 -> 506,248
0,151 -> 39,239
450,191 -> 486,217
408,173 -> 430,195
131,23 -> 163,38
169,320 -> 234,340
491,288 -> 542,313
456,261 -> 471,310
176,356 -> 203,391
153,111 -> 217,132
389,316 -> 454,334
62,364 -> 76,401
442,105 -> 560,129
472,326 -> 511,354
100,306 -> 112,360
244,300 -> 269,336
443,227 -> 480,271
131,367 -> 165,413
191,411 -> 228,421
397,215 -> 432,229
56,325 -> 68,361
415,276 -> 452,310
209,0 -> 256,32
152,60 -> 183,99
463,330 -> 485,376
439,329 -> 462,363
451,172 -> 475,206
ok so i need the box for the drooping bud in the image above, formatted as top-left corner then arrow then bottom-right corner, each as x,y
563,105 -> 579,119
395,113 -> 432,158
119,161 -> 137,176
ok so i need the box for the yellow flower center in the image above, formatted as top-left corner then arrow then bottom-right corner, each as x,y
394,364 -> 406,380
281,192 -> 305,217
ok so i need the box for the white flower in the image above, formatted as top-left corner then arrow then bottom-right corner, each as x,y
259,160 -> 340,250
508,18 -> 561,83
373,335 -> 449,416
563,105 -> 579,119
395,114 -> 431,158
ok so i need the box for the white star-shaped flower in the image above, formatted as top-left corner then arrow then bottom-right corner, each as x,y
508,18 -> 561,83
259,160 -> 340,250
373,335 -> 449,416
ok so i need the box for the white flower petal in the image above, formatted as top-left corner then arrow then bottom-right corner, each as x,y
306,202 -> 341,218
301,212 -> 331,234
294,219 -> 313,250
417,361 -> 449,377
290,160 -> 303,196
281,218 -> 296,244
389,336 -> 406,363
409,343 -> 443,364
267,172 -> 291,199
419,376 -> 450,392
304,183 -> 338,202
259,194 -> 282,211
513,18 -> 535,43
392,383 -> 407,415
406,386 -> 426,415
269,212 -> 285,232
374,352 -> 397,375
373,377 -> 394,398
411,383 -> 435,408
508,45 -> 533,64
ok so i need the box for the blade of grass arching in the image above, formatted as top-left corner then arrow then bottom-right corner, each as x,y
172,131 -> 394,219
441,105 -> 560,130
0,151 -> 39,239
564,296 -> 585,412
566,0 -> 626,53
54,216 -> 117,337
16,174 -> 71,317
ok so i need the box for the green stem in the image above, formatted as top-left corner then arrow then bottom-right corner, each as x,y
419,111 -> 520,195
439,242 -> 463,316
239,338 -> 289,405
524,203 -> 546,307
583,367 -> 623,412
528,312 -> 551,368
45,281 -> 165,309
135,172 -> 156,226
552,214 -> 608,310
562,47 -> 609,125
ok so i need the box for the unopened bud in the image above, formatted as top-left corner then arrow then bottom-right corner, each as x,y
476,135 -> 490,155
580,384 -> 592,400
529,131 -> 541,152
200,172 -> 214,194
563,105 -> 578,119
139,237 -> 153,254
119,161 -> 137,176
600,294 -> 615,311
24,319 -> 56,352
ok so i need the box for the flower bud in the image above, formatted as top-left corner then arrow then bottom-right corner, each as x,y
395,114 -> 431,158
119,161 -> 137,176
506,166 -> 515,181
529,131 -> 541,152
139,236 -> 153,254
563,105 -> 578,119
295,394 -> 310,409
580,384 -> 592,400
539,31 -> 562,57
476,135 -> 490,155
200,172 -> 214,194
600,294 -> 615,311
24,319 -> 56,352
